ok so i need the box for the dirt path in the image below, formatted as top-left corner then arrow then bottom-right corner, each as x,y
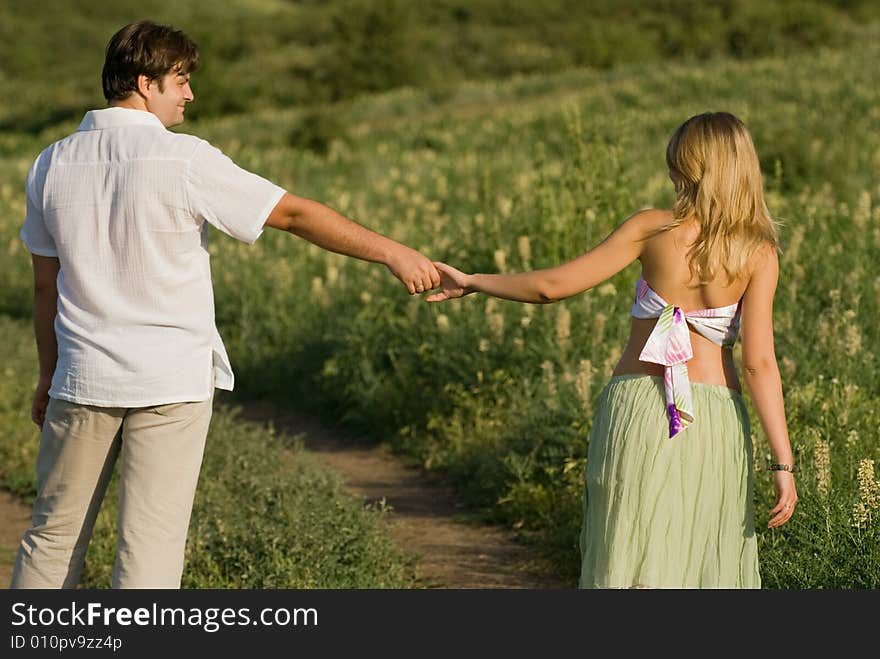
239,402 -> 569,589
0,404 -> 569,589
0,491 -> 31,587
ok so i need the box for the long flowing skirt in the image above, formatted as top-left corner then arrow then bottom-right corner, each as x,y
578,374 -> 761,588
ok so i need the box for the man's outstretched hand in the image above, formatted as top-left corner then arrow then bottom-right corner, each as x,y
425,262 -> 473,302
387,246 -> 442,295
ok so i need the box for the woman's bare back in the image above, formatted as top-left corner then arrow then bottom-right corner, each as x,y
612,210 -> 750,392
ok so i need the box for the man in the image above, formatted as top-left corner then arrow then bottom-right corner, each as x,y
12,20 -> 439,589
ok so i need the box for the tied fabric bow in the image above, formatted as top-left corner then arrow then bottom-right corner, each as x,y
638,304 -> 695,437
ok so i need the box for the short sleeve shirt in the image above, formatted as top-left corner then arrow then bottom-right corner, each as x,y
20,107 -> 286,406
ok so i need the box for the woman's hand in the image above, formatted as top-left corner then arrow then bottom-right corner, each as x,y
767,471 -> 797,529
425,262 -> 473,302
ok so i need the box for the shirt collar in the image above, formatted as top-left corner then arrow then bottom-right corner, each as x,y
77,107 -> 166,131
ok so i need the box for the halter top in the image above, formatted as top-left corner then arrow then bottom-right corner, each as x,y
631,275 -> 742,438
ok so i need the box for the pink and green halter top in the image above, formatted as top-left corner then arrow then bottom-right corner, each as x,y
631,275 -> 742,438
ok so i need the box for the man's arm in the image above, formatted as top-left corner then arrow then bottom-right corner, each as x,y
31,255 -> 60,428
264,193 -> 440,295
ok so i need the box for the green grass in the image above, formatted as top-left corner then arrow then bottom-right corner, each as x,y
0,316 -> 415,588
0,0 -> 875,132
212,42 -> 880,587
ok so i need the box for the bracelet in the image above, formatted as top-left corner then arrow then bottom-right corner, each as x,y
770,463 -> 795,473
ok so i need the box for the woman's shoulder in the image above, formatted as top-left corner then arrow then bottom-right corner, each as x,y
623,208 -> 685,256
618,208 -> 675,239
744,241 -> 780,284
626,207 -> 674,226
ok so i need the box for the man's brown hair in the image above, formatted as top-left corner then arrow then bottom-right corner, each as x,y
102,20 -> 200,102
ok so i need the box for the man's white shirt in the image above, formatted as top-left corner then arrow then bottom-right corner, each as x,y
20,107 -> 286,406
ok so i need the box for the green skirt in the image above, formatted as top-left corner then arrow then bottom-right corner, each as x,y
579,374 -> 761,589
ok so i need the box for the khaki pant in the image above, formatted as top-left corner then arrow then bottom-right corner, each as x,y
11,395 -> 213,589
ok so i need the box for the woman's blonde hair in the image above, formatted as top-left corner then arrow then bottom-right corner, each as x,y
664,112 -> 779,284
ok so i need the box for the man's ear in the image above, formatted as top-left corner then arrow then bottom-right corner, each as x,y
136,74 -> 156,98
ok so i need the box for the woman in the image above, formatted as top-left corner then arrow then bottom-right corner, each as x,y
427,112 -> 797,588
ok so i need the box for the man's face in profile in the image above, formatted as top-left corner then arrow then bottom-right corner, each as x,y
145,68 -> 195,127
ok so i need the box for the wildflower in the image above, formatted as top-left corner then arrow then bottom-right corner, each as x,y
593,312 -> 607,343
326,265 -> 339,285
843,324 -> 862,356
602,346 -> 622,377
776,310 -> 793,333
575,360 -> 594,412
272,259 -> 292,287
844,268 -> 863,291
817,317 -> 832,345
435,314 -> 449,332
852,459 -> 880,529
597,283 -> 616,297
541,360 -> 558,406
785,226 -> 805,263
497,196 -> 513,218
555,306 -> 571,350
852,190 -> 871,228
518,236 -> 531,268
478,338 -> 490,353
322,358 -> 339,378
563,458 -> 583,475
488,313 -> 505,339
814,438 -> 831,498
846,430 -> 859,450
494,249 -> 507,273
311,277 -> 326,304
515,171 -> 533,193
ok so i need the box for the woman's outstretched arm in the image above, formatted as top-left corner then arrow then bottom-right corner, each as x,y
740,244 -> 797,528
426,209 -> 656,303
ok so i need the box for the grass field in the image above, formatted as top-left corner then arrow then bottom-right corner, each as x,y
2,0 -> 872,131
0,316 -> 414,587
1,7 -> 878,588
